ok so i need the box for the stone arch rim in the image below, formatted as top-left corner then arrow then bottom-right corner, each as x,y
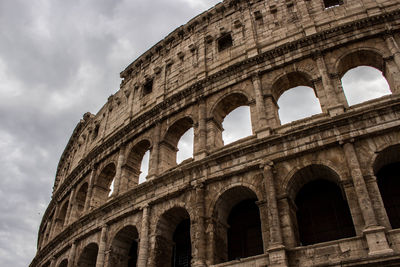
282,161 -> 347,201
208,89 -> 253,119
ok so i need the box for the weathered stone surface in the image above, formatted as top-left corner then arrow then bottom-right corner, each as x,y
32,0 -> 400,266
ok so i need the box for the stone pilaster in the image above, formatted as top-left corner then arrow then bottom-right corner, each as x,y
192,183 -> 206,267
84,165 -> 97,212
67,241 -> 77,267
252,73 -> 270,138
49,257 -> 56,267
148,122 -> 160,179
96,225 -> 108,267
194,97 -> 207,160
262,162 -> 288,267
264,94 -> 280,129
342,141 -> 393,256
314,52 -> 345,116
137,205 -> 150,267
112,145 -> 126,196
65,187 -> 75,225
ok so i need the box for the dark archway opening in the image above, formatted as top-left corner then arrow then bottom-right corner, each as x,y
227,199 -> 263,261
109,225 -> 139,267
295,179 -> 355,245
77,243 -> 98,267
172,219 -> 191,267
377,162 -> 400,229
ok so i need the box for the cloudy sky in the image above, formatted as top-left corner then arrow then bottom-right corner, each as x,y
0,0 -> 391,266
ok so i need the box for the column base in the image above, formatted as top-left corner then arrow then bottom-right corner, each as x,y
267,244 -> 288,267
363,226 -> 394,256
255,126 -> 272,139
194,150 -> 208,161
327,104 -> 345,116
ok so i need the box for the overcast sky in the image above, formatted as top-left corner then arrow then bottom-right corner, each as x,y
0,1 -> 391,266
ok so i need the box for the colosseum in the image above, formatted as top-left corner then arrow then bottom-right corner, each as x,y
31,0 -> 400,266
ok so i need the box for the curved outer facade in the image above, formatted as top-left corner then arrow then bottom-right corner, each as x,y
32,0 -> 400,266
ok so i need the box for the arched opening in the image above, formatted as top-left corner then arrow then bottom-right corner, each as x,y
288,165 -> 355,246
160,117 -> 194,171
74,182 -> 88,220
338,50 -> 392,106
177,128 -> 194,164
211,93 -> 252,148
273,72 -> 322,124
139,150 -> 150,184
277,86 -> 322,124
374,144 -> 400,229
55,200 -> 69,233
227,199 -> 263,261
172,219 -> 191,267
154,207 -> 191,267
58,259 -> 68,267
126,140 -> 151,186
92,163 -> 116,208
108,225 -> 139,267
222,106 -> 252,145
77,243 -> 98,267
212,186 -> 263,264
341,66 -> 391,106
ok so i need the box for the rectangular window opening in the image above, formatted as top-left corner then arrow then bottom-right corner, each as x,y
143,79 -> 153,95
324,0 -> 343,9
218,33 -> 233,52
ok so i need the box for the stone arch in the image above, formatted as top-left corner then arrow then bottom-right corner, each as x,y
336,48 -> 393,105
77,242 -> 98,267
55,200 -> 69,234
107,225 -> 139,267
159,116 -> 194,171
74,182 -> 88,220
271,71 -> 322,124
336,48 -> 386,78
153,206 -> 192,267
210,185 -> 263,264
373,144 -> 400,229
286,164 -> 355,246
58,259 -> 68,267
209,91 -> 252,148
91,162 -> 116,208
125,139 -> 152,186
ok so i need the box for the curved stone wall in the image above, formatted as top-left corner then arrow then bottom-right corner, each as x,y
32,0 -> 400,266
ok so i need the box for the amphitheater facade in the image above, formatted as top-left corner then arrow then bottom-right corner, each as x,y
31,0 -> 400,266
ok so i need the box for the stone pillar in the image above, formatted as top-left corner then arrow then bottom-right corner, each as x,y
84,165 -> 96,212
342,141 -> 393,256
314,52 -> 345,116
67,241 -> 77,267
148,122 -> 160,179
264,94 -> 280,128
277,196 -> 297,248
206,118 -> 224,150
112,145 -> 126,196
252,73 -> 270,138
137,205 -> 150,267
385,33 -> 400,70
50,257 -> 56,267
262,162 -> 288,267
367,176 -> 392,230
96,225 -> 108,267
256,200 -> 269,252
49,207 -> 60,239
192,184 -> 206,267
65,188 -> 75,225
329,73 -> 350,107
194,97 -> 207,160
